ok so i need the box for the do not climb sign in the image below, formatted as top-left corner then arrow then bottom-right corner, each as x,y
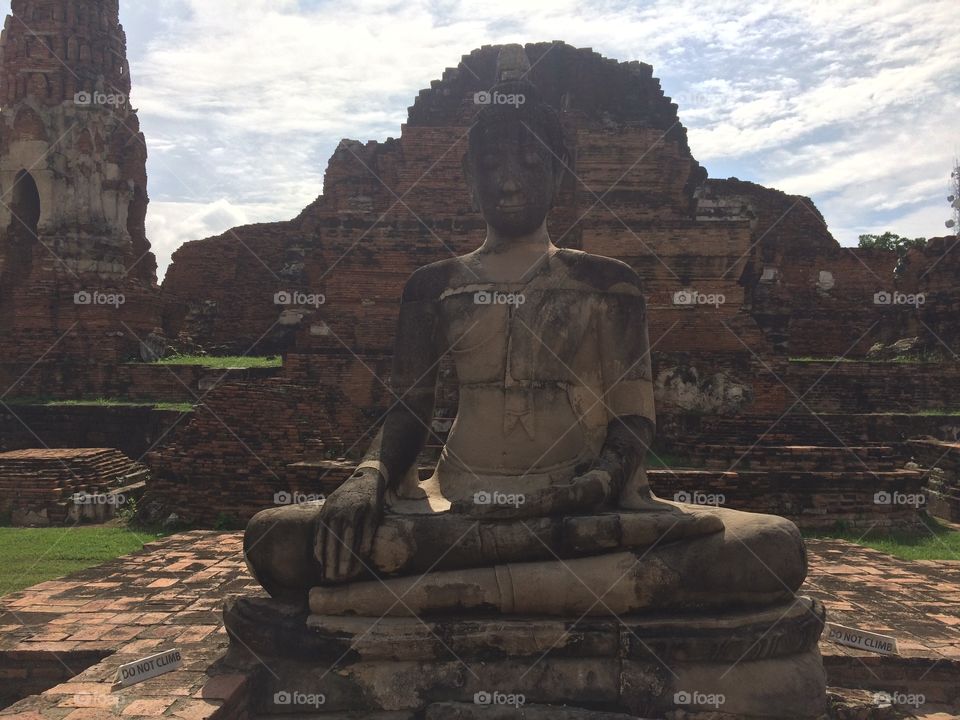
113,648 -> 183,688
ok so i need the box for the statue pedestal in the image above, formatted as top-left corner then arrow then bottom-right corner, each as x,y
224,596 -> 827,718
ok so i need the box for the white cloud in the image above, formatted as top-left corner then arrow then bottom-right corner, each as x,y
146,199 -> 299,278
118,0 -> 960,279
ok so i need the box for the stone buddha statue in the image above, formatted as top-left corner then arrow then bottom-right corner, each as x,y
234,45 -> 825,718
244,45 -> 806,617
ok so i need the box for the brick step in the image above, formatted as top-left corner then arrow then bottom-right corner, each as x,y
649,468 -> 924,484
66,480 -> 146,524
661,413 -> 960,448
666,444 -> 903,471
0,448 -> 149,525
648,468 -> 927,530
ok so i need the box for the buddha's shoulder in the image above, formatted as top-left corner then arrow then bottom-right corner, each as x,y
554,249 -> 644,294
401,257 -> 468,302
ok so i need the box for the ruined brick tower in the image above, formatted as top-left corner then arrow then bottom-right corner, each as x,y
0,0 -> 160,394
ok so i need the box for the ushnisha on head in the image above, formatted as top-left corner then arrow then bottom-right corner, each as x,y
464,44 -> 570,236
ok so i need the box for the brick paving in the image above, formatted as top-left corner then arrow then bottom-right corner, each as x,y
0,531 -> 957,718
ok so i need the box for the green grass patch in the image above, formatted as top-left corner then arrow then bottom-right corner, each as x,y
789,356 -> 942,364
5,397 -> 194,412
0,525 -> 166,596
789,356 -> 857,363
150,354 -> 282,369
647,452 -> 694,468
804,516 -> 960,561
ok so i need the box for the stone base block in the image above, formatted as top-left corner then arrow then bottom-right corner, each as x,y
225,595 -> 827,718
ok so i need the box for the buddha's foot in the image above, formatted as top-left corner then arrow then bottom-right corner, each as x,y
311,506 -> 804,616
371,503 -> 723,576
244,501 -> 725,601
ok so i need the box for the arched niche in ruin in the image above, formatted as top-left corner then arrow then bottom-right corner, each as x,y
75,126 -> 93,154
28,72 -> 48,100
12,106 -> 47,141
2,169 -> 41,281
16,3 -> 34,24
126,182 -> 147,244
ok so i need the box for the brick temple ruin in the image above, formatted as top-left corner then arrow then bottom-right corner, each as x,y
0,20 -> 957,528
150,42 -> 960,528
0,0 -> 160,395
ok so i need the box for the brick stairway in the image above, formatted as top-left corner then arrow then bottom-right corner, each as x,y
673,443 -> 903,471
650,417 -> 931,529
0,448 -> 148,525
909,439 -> 960,522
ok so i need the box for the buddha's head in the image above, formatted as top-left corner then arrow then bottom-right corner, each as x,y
464,45 -> 569,237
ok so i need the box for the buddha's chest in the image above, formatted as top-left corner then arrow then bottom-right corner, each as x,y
438,287 -> 605,383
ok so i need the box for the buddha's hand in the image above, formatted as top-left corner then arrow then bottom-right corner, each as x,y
316,467 -> 386,583
452,469 -> 612,519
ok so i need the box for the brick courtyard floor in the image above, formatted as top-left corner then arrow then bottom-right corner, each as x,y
0,531 -> 958,718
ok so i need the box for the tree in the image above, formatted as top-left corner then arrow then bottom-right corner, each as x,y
857,232 -> 928,252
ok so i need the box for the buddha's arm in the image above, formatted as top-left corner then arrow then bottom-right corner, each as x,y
595,413 -> 655,497
355,295 -> 442,487
533,266 -> 658,514
316,279 -> 441,582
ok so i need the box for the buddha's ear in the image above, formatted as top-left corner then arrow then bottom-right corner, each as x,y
551,151 -> 570,204
462,151 -> 480,212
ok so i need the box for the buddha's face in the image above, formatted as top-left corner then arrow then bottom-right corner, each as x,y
466,119 -> 563,237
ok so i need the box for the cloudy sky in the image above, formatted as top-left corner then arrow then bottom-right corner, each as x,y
116,0 -> 960,279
